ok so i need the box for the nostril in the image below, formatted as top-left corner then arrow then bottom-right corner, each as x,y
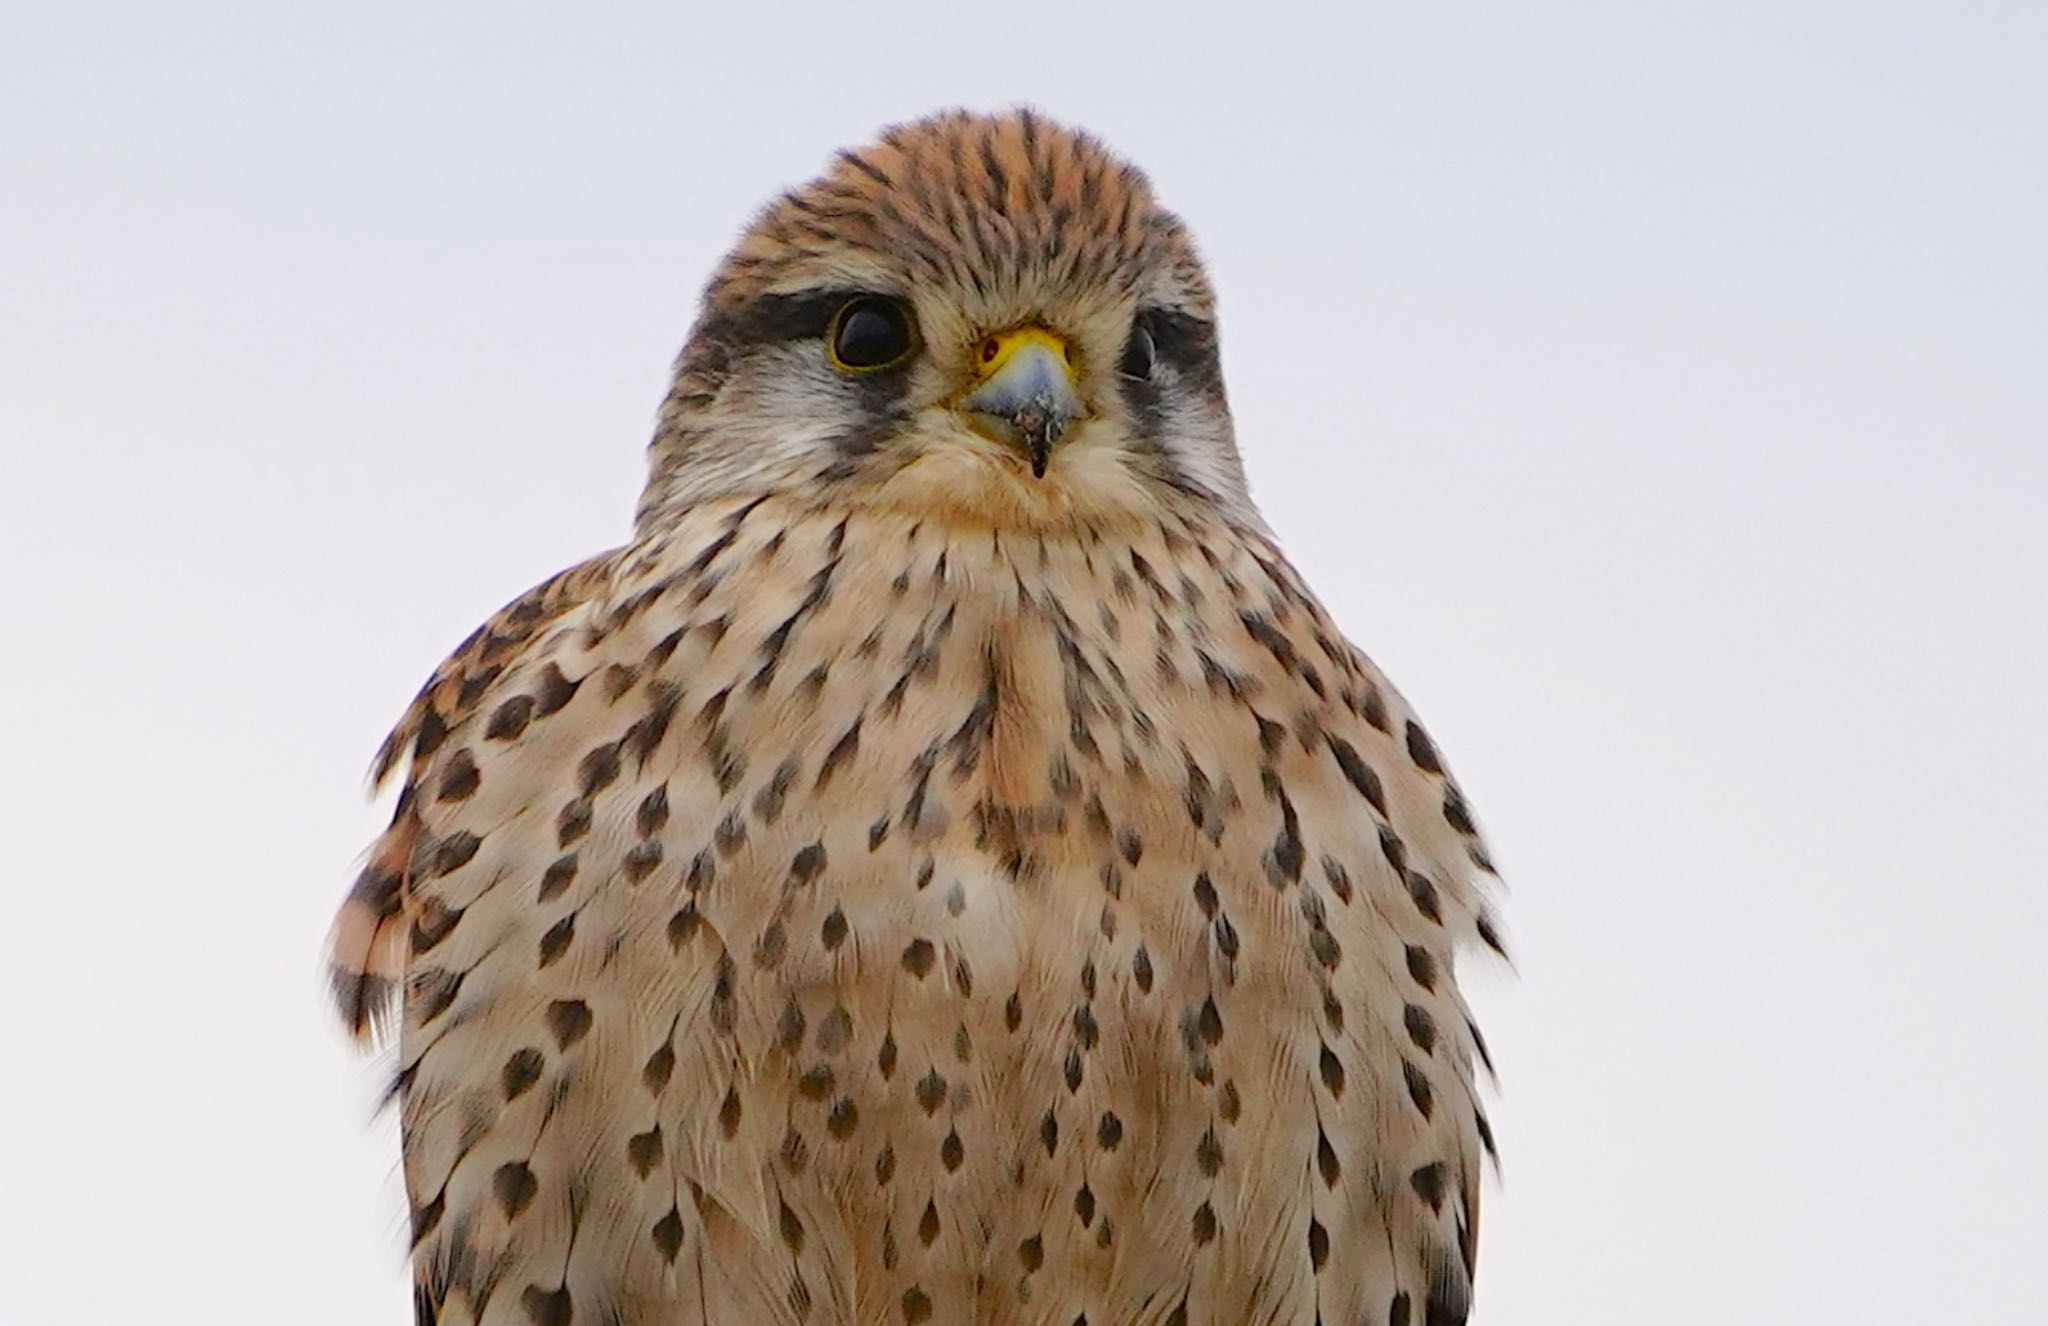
980,338 -> 1001,365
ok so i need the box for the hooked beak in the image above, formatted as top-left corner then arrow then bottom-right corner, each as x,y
959,327 -> 1085,478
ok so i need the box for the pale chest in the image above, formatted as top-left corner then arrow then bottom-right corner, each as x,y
395,505 -> 1480,1324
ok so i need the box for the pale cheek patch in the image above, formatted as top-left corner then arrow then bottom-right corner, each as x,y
1157,396 -> 1256,521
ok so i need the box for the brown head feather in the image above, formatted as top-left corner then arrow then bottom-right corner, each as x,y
641,109 -> 1250,532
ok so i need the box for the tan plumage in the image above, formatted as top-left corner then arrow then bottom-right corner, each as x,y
328,109 -> 1506,1326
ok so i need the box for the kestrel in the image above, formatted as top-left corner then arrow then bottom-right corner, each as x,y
329,109 -> 1506,1326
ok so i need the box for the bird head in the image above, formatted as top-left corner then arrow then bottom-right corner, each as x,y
640,109 -> 1250,533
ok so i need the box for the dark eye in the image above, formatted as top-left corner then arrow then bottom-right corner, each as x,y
1119,318 -> 1157,381
829,296 -> 918,372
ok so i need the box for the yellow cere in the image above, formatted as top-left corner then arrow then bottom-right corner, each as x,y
974,326 -> 1073,381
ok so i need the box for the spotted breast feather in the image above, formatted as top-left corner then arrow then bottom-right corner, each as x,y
332,489 -> 1502,1326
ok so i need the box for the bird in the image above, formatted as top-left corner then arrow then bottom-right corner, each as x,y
327,107 -> 1506,1326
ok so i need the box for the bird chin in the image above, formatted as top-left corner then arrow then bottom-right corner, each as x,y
866,430 -> 1157,534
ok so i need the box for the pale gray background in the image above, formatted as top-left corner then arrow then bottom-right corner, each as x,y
3,1 -> 2043,1322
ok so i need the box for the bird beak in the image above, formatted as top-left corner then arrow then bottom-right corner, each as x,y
958,327 -> 1085,478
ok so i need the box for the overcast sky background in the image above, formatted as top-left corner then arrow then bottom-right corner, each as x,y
3,2 -> 2044,1322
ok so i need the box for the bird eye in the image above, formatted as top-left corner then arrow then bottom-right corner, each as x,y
829,296 -> 918,373
1119,319 -> 1157,381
